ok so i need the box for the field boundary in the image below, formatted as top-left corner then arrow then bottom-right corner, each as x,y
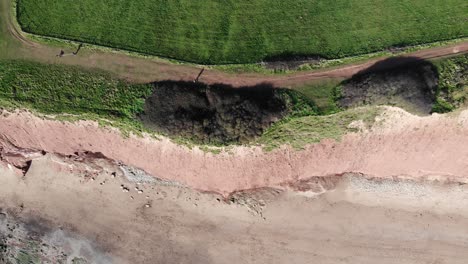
18,26 -> 468,74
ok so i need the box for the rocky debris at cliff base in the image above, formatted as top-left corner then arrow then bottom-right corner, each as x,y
119,164 -> 184,187
0,210 -> 110,264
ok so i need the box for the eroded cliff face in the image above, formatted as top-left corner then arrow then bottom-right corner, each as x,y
1,106 -> 468,195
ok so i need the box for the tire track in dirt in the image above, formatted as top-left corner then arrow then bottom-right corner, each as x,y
5,15 -> 35,47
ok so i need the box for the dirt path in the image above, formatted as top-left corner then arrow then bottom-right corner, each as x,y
2,0 -> 467,87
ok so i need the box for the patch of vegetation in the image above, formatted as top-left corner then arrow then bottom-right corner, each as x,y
0,60 -> 153,118
257,107 -> 381,151
16,250 -> 40,264
432,54 -> 468,113
16,0 -> 468,64
140,81 -> 318,145
296,80 -> 342,115
71,257 -> 89,264
256,55 -> 467,151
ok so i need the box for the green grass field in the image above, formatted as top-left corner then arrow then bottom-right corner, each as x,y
0,60 -> 153,118
16,0 -> 468,64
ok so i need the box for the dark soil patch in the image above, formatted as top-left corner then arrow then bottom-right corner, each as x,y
337,57 -> 438,115
140,81 -> 316,144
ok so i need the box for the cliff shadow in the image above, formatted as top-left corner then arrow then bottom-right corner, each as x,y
337,57 -> 439,115
139,81 -> 316,145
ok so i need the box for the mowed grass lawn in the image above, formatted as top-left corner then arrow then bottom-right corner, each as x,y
17,0 -> 468,64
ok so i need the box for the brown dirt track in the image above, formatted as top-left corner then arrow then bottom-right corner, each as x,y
10,36 -> 468,87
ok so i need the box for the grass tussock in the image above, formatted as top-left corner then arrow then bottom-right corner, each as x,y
432,54 -> 468,113
257,107 -> 381,151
